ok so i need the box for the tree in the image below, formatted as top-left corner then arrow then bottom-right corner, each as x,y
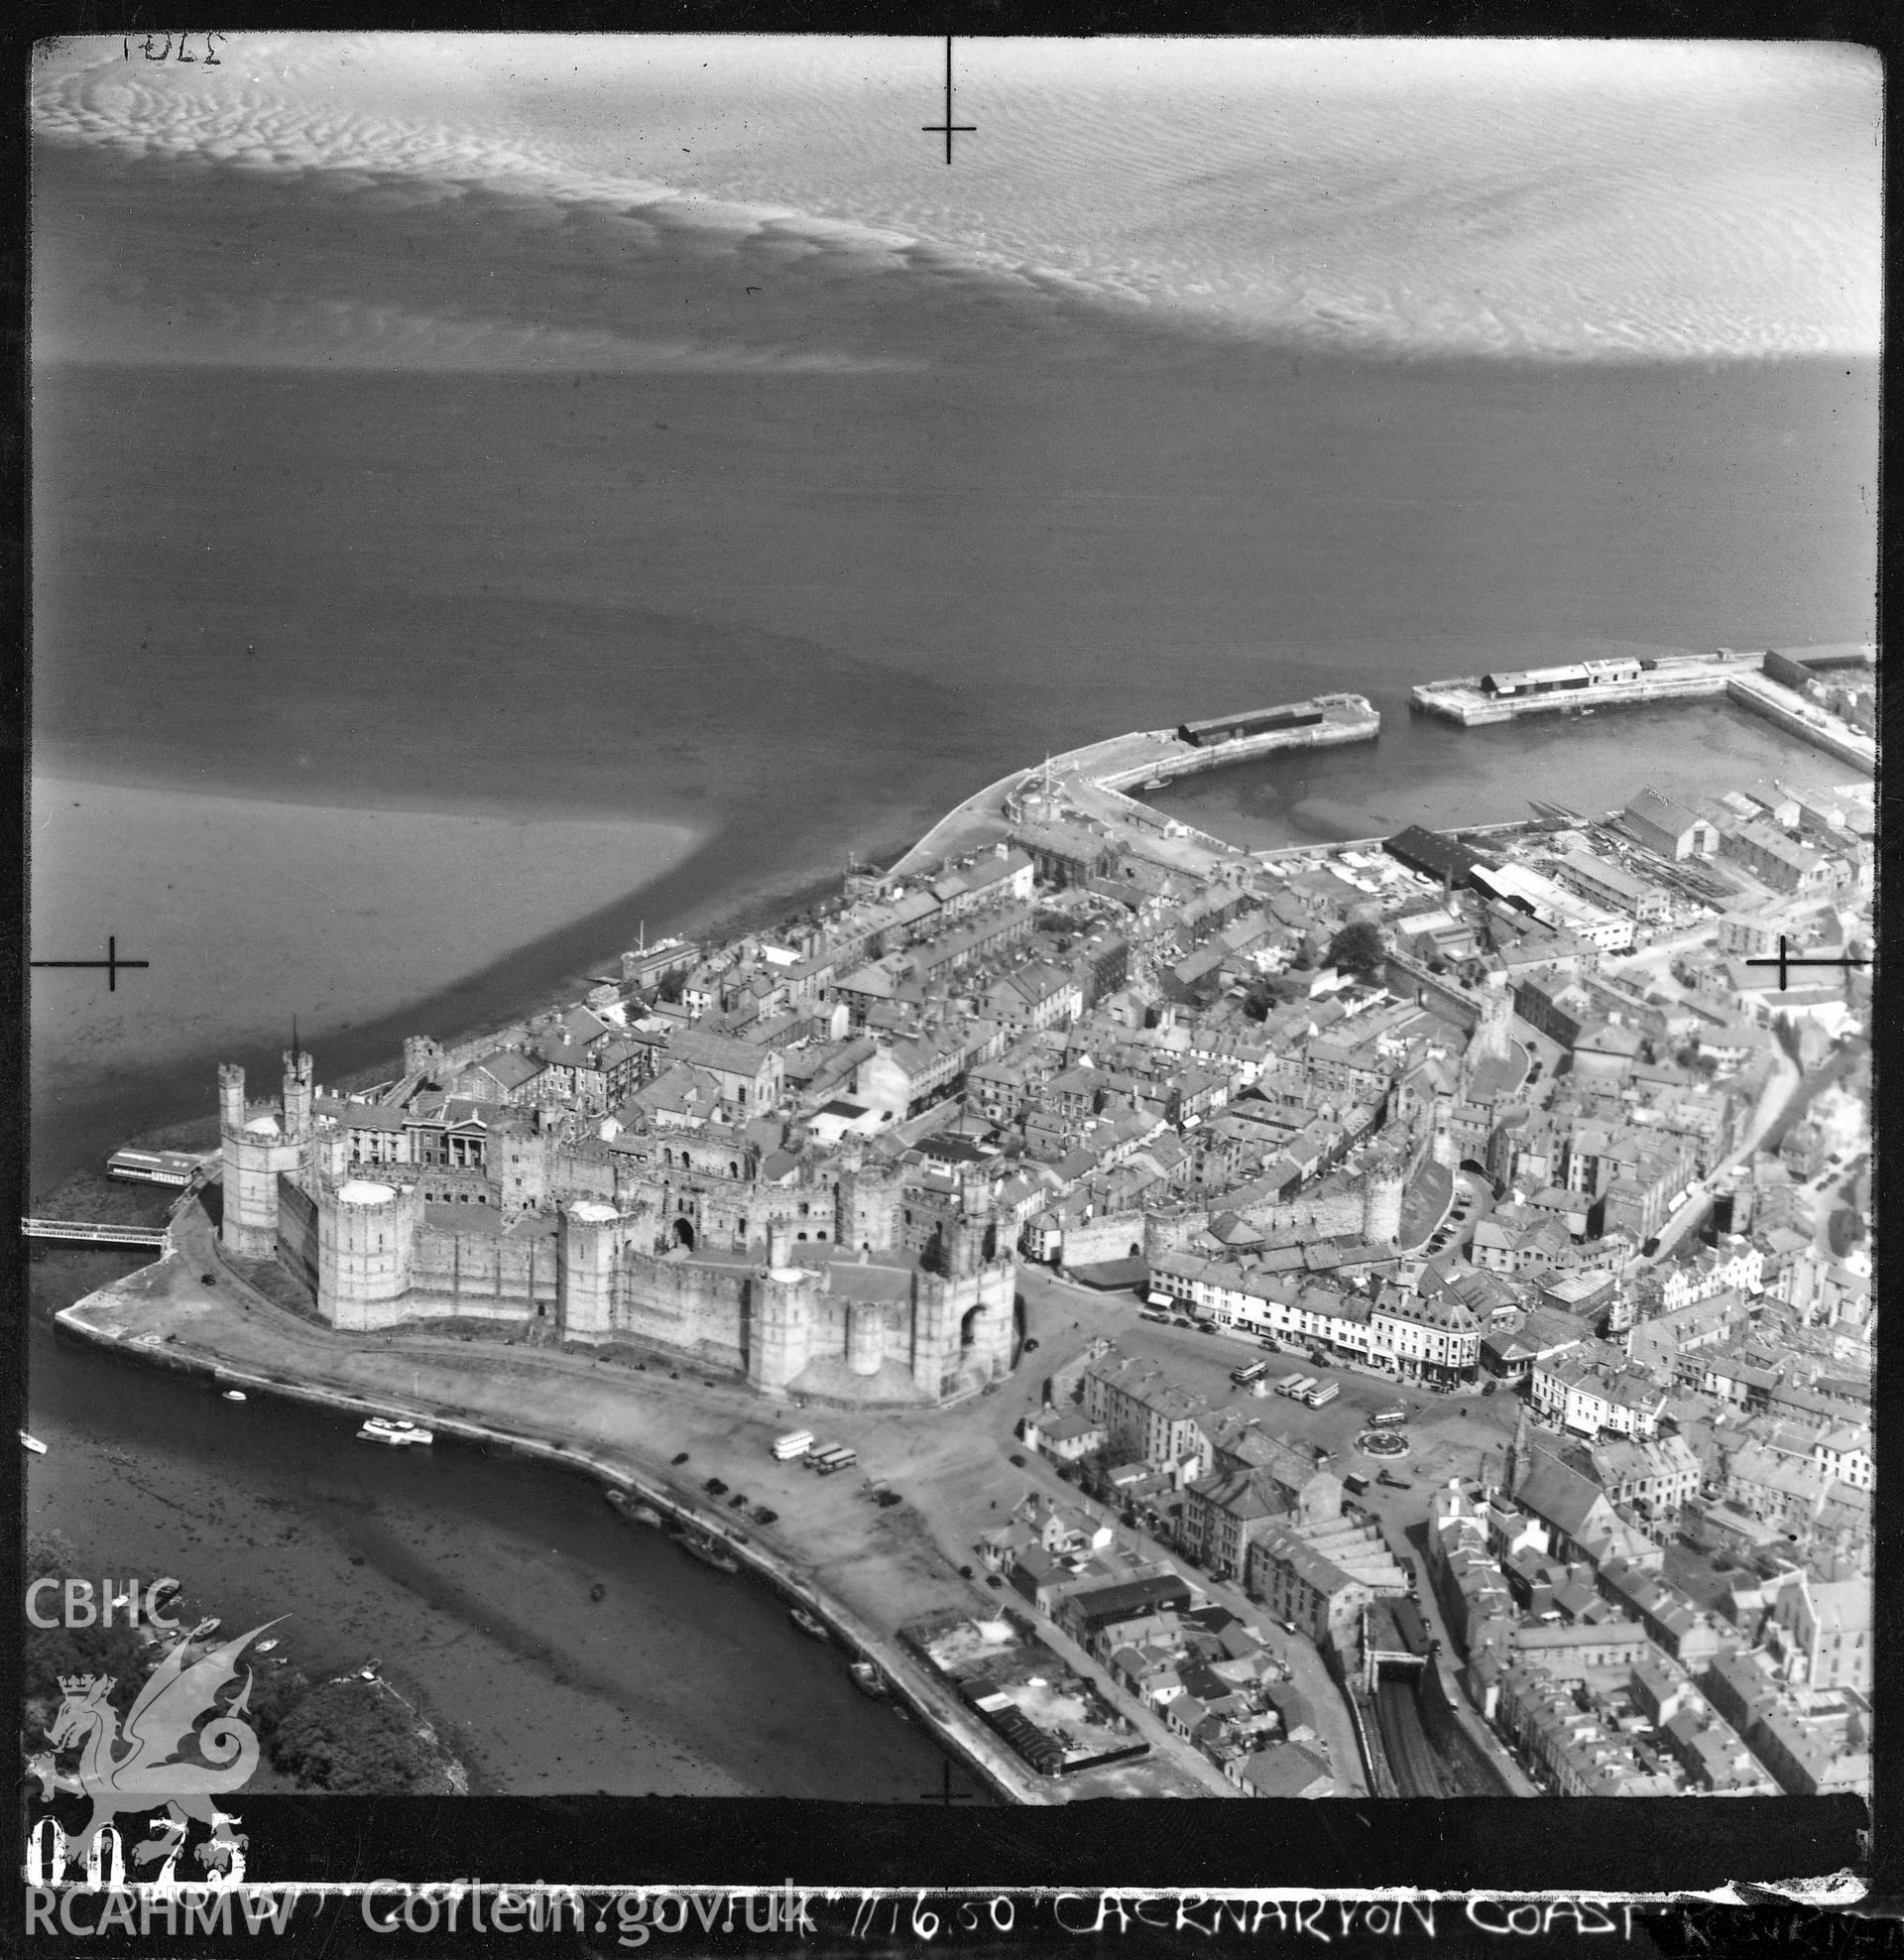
269,1679 -> 437,1795
1325,921 -> 1385,978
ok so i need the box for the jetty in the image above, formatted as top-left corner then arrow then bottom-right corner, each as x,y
1410,647 -> 1875,772
892,692 -> 1379,881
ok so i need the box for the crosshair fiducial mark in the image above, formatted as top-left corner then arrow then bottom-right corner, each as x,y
1743,934 -> 1870,992
31,935 -> 151,992
919,1760 -> 974,1805
922,36 -> 976,164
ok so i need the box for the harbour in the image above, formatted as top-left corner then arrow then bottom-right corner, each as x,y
1409,645 -> 1875,772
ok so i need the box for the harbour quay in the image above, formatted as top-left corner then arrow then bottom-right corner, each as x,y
1410,647 -> 1875,773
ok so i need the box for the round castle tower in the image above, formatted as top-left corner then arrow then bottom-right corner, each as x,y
218,1051 -> 314,1259
558,1201 -> 624,1343
748,1216 -> 822,1398
316,1174 -> 421,1331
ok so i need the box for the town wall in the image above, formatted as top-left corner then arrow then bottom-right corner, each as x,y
1060,1210 -> 1151,1269
409,1225 -> 559,1316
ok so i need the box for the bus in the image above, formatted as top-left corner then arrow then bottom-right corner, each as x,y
1231,1361 -> 1269,1388
1370,1407 -> 1408,1429
810,1445 -> 857,1475
772,1430 -> 815,1461
1278,1375 -> 1316,1401
1302,1382 -> 1340,1409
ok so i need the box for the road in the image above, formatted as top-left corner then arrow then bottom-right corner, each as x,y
1638,1047 -> 1799,1270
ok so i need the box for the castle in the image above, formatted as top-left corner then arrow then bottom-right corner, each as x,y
216,1049 -> 1016,1407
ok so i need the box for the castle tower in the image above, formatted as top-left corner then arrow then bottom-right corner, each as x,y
316,1175 -> 420,1330
767,1215 -> 795,1271
846,1299 -> 885,1377
283,1048 -> 314,1143
747,1263 -> 817,1398
217,1062 -> 307,1259
558,1202 -> 623,1343
836,1154 -> 902,1253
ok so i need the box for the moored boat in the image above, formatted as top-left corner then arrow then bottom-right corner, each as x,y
357,1417 -> 433,1447
788,1607 -> 830,1642
849,1660 -> 891,1700
606,1489 -> 666,1527
20,1431 -> 47,1455
222,1390 -> 248,1403
677,1532 -> 741,1573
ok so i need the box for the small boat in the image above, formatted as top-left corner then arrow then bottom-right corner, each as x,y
357,1417 -> 433,1447
256,1638 -> 280,1654
677,1533 -> 741,1574
20,1432 -> 47,1455
788,1608 -> 830,1642
605,1490 -> 665,1527
222,1390 -> 248,1403
850,1660 -> 891,1700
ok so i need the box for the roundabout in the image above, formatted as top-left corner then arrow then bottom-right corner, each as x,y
1358,1429 -> 1411,1457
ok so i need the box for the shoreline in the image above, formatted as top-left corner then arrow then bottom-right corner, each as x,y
41,687 -> 1873,1806
52,1237 -> 1044,1806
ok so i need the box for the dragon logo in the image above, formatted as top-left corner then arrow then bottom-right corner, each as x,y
33,1617 -> 281,1879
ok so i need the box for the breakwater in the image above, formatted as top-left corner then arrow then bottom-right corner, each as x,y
1410,651 -> 1874,772
892,693 -> 1379,880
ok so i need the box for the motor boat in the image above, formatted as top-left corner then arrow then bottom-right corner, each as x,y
357,1417 -> 433,1447
20,1431 -> 47,1455
222,1390 -> 247,1403
788,1607 -> 830,1642
849,1660 -> 891,1700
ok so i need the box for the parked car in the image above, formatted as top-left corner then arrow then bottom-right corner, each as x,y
704,1478 -> 728,1496
1482,1380 -> 1497,1396
1009,1453 -> 1026,1468
670,1452 -> 690,1466
987,1575 -> 1004,1591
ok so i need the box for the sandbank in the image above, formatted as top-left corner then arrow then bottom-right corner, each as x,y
30,775 -> 705,1100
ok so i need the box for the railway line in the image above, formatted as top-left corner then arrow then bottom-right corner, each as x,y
1374,1674 -> 1450,1799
